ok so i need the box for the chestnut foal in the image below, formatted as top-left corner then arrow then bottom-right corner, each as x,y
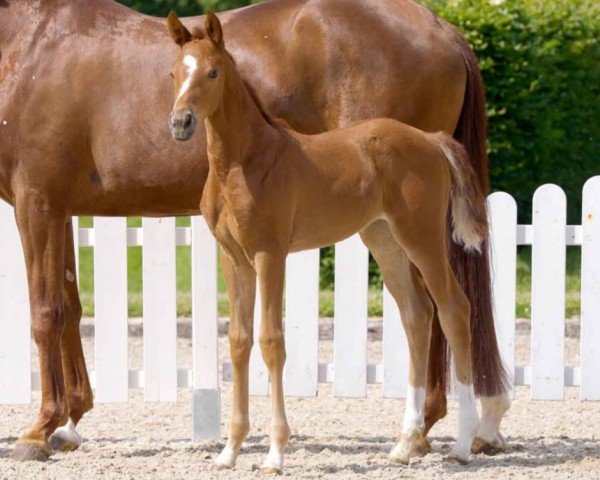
168,12 -> 488,472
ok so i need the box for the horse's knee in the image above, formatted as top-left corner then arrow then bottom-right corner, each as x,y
31,304 -> 66,345
259,329 -> 285,366
229,328 -> 253,365
64,298 -> 83,325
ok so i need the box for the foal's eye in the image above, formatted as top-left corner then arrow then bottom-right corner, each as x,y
208,69 -> 219,79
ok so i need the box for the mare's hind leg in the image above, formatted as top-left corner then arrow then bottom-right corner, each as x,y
49,218 -> 93,452
387,217 -> 479,464
360,221 -> 433,464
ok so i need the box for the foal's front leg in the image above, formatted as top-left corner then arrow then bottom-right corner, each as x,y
215,248 -> 256,469
255,251 -> 290,474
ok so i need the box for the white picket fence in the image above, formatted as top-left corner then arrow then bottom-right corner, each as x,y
0,176 -> 598,440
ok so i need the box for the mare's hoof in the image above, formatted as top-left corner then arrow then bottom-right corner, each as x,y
471,436 -> 505,456
11,443 -> 51,462
260,466 -> 282,475
49,428 -> 82,452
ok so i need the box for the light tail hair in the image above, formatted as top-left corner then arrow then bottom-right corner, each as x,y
434,132 -> 488,253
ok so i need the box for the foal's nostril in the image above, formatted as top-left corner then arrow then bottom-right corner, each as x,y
184,113 -> 193,128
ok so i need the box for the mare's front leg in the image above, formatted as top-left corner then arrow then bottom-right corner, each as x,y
255,251 -> 290,474
215,247 -> 257,469
49,218 -> 94,452
11,193 -> 69,461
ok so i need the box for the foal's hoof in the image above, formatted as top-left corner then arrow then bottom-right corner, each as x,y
414,436 -> 431,456
49,426 -> 82,452
444,453 -> 470,466
471,436 -> 505,456
260,466 -> 282,475
11,442 -> 51,462
214,458 -> 234,470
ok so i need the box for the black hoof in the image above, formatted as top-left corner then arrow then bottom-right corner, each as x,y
11,443 -> 51,462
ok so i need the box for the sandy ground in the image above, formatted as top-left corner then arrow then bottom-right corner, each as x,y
0,317 -> 598,479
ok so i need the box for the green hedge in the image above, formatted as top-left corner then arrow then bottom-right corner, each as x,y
425,0 -> 599,224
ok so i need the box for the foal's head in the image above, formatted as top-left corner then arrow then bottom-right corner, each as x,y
167,11 -> 227,141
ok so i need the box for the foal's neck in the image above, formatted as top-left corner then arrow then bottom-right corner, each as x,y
205,61 -> 280,181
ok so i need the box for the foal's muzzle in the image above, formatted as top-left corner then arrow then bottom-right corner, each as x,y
169,109 -> 198,141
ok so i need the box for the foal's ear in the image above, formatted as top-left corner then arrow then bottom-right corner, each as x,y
205,11 -> 224,48
167,11 -> 192,47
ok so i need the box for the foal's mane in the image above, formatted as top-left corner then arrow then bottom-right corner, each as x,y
241,78 -> 286,131
189,27 -> 285,131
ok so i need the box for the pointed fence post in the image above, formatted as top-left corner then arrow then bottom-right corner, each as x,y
191,216 -> 220,440
487,192 -> 517,397
143,217 -> 178,402
581,176 -> 600,400
284,249 -> 320,396
382,285 -> 409,398
531,185 -> 566,400
94,217 -> 129,402
0,201 -> 31,404
334,234 -> 369,397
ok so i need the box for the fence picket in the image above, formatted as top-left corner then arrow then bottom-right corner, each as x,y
94,217 -> 128,402
581,176 -> 600,400
488,193 -> 517,396
0,201 -> 30,404
143,217 -> 177,402
531,185 -> 566,400
72,217 -> 80,281
191,217 -> 220,439
334,235 -> 369,397
284,249 -> 320,396
382,286 -> 408,398
249,287 -> 270,395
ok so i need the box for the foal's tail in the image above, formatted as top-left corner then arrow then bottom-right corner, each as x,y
434,132 -> 488,253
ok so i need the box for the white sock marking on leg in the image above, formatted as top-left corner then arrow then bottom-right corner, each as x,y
262,443 -> 284,471
451,382 -> 479,461
402,385 -> 426,435
215,441 -> 237,468
390,385 -> 425,462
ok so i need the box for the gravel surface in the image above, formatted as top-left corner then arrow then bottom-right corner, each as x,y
1,316 -> 597,479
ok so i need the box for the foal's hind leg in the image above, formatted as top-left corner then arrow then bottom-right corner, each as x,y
360,221 -> 433,464
387,219 -> 479,464
49,218 -> 93,452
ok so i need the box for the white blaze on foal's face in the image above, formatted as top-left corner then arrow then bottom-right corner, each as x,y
176,54 -> 198,102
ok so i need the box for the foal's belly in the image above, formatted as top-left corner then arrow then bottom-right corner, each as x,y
287,179 -> 383,252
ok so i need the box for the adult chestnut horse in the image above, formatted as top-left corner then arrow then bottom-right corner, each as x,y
0,0 -> 508,462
